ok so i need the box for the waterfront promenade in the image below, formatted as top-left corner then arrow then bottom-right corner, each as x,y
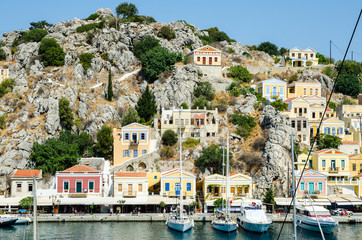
30,213 -> 362,223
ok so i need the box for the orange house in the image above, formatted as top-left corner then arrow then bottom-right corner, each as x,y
186,45 -> 222,66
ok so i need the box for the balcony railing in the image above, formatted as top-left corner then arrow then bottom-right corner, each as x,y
130,140 -> 139,145
329,167 -> 339,173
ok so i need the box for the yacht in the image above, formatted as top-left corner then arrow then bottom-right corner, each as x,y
0,217 -> 17,227
296,205 -> 338,234
237,199 -> 272,232
0,215 -> 31,225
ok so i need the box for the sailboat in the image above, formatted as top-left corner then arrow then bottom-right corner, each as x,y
211,128 -> 238,232
166,108 -> 194,232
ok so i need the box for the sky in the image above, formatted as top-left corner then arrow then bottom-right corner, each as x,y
0,0 -> 361,61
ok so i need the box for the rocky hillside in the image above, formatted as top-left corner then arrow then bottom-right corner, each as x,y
0,8 -> 338,196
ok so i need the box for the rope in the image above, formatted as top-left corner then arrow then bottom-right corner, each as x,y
276,9 -> 362,240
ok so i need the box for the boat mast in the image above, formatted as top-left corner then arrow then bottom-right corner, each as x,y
222,145 -> 225,210
226,127 -> 229,215
33,176 -> 38,240
179,108 -> 183,218
291,135 -> 297,240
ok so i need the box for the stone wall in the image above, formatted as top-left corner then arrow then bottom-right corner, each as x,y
198,65 -> 222,78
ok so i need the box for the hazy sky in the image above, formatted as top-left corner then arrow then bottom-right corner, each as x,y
0,0 -> 361,61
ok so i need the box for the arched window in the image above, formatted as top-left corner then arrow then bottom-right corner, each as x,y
337,127 -> 343,135
332,127 -> 336,136
324,127 -> 330,134
126,165 -> 134,171
138,162 -> 146,170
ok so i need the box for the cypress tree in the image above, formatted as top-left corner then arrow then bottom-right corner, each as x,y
107,69 -> 113,101
135,85 -> 157,122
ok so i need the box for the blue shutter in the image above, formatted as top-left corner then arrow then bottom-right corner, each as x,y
165,183 -> 170,191
187,183 -> 191,191
123,150 -> 126,157
318,182 -> 323,191
301,182 -> 305,191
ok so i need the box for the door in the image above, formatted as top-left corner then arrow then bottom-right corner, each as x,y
331,160 -> 336,170
209,57 -> 212,65
308,182 -> 314,194
175,183 -> 180,196
202,57 -> 206,65
128,184 -> 133,195
76,182 -> 82,193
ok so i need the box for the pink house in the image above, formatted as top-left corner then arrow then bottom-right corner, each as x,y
56,165 -> 102,197
295,169 -> 327,198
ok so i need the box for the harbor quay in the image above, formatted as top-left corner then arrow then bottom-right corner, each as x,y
27,213 -> 362,223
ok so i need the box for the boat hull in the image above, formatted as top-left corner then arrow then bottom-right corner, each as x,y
212,222 -> 238,232
166,220 -> 193,232
0,218 -> 17,227
296,215 -> 338,234
237,217 -> 271,232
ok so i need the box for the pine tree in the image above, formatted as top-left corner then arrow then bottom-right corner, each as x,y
135,85 -> 157,122
107,69 -> 113,101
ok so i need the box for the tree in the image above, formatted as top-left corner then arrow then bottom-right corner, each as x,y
0,78 -> 15,98
271,99 -> 288,111
135,86 -> 157,122
213,198 -> 226,208
180,103 -> 188,109
263,187 -> 275,206
329,101 -> 336,111
0,113 -> 6,129
157,25 -> 176,40
30,20 -> 53,29
78,53 -> 94,71
191,96 -> 212,110
336,74 -> 361,97
19,197 -> 33,210
133,36 -> 160,58
95,125 -> 113,159
189,201 -> 198,213
230,114 -> 256,139
121,108 -> 140,126
227,65 -> 253,83
194,82 -> 215,101
107,69 -> 113,101
317,134 -> 342,150
257,42 -> 279,56
336,60 -> 362,76
39,38 -> 65,67
58,97 -> 74,131
162,130 -> 178,146
24,28 -> 48,42
0,48 -> 6,61
195,144 -> 232,174
279,47 -> 288,55
159,201 -> 166,212
316,53 -> 329,65
116,2 -> 138,19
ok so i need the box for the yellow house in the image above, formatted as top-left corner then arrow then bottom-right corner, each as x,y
186,45 -> 222,66
113,123 -> 151,167
320,117 -> 345,138
349,154 -> 362,176
337,105 -> 362,120
289,47 -> 319,67
148,172 -> 162,194
295,153 -> 309,171
344,117 -> 362,146
312,149 -> 351,180
160,169 -> 196,198
287,81 -> 322,98
256,78 -> 287,102
202,173 -> 253,201
113,172 -> 148,198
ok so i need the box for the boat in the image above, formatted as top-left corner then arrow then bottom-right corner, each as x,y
237,199 -> 272,232
0,215 -> 31,225
166,108 -> 194,232
0,217 -> 17,227
296,205 -> 338,234
211,127 -> 238,233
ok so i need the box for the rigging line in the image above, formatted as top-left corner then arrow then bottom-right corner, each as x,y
276,8 -> 362,240
331,41 -> 346,55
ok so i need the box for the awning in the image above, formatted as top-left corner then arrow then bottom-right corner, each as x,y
275,198 -> 292,206
328,195 -> 352,206
340,194 -> 362,206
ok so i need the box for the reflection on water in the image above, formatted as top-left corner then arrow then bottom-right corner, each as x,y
0,222 -> 360,240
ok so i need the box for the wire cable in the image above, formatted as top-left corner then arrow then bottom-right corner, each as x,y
276,9 -> 362,240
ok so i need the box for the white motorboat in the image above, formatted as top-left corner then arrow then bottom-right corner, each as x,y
211,209 -> 238,232
237,199 -> 272,232
0,215 -> 31,225
296,205 -> 338,234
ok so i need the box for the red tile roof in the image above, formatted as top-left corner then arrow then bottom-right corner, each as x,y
342,141 -> 359,145
315,149 -> 345,155
115,172 -> 147,178
63,165 -> 100,172
13,169 -> 41,178
162,168 -> 195,177
284,97 -> 298,102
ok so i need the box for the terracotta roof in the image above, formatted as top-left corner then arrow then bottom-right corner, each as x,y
161,168 -> 195,177
315,149 -> 346,155
13,169 -> 41,178
284,97 -> 297,102
63,165 -> 100,172
342,141 -> 359,145
115,172 -> 147,178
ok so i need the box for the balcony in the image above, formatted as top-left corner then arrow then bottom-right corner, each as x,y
303,190 -> 321,195
130,140 -> 139,145
329,167 -> 339,173
69,193 -> 87,198
123,191 -> 137,197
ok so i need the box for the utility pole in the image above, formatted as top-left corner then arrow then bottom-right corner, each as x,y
330,40 -> 332,64
33,176 -> 38,240
291,135 -> 297,240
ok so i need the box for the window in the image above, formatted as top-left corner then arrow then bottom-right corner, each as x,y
324,127 -> 330,134
303,121 -> 307,128
138,184 -> 142,192
304,108 -> 307,114
297,121 -> 301,131
142,149 -> 147,155
353,163 -> 356,171
303,88 -> 306,95
118,184 -> 122,192
294,108 -> 297,113
272,86 -> 277,96
16,183 -> 22,192
76,181 -> 82,193
124,133 -> 130,140
291,120 -> 295,128
197,57 -> 200,61
140,132 -> 146,140
214,57 -> 218,62
318,182 -> 323,191
315,88 -> 318,95
191,119 -> 194,125
230,187 -> 235,194
279,86 -> 283,95
319,112 -> 322,118
292,53 -> 295,57
89,181 -> 94,191
355,149 -> 358,154
338,127 -> 343,135
134,150 -> 138,158
154,176 -> 157,179
332,127 -> 336,136
123,150 -> 130,157
312,112 -> 316,118
322,160 -> 326,168
303,135 -> 306,141
341,160 -> 345,168
360,163 -> 362,171
201,119 -> 204,125
311,54 -> 314,58
63,181 -> 69,192
165,183 -> 170,191
28,184 -> 33,192
310,88 -> 313,95
301,182 -> 305,191
132,133 -> 138,141
266,86 -> 270,95
309,160 -> 313,168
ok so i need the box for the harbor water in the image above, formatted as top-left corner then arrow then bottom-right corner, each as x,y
0,222 -> 361,240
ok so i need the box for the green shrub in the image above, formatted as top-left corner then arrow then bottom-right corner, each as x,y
288,74 -> 298,83
0,113 -> 7,129
194,82 -> 215,101
116,2 -> 138,18
0,78 -> 15,98
160,146 -> 175,158
133,36 -> 160,58
85,13 -> 100,21
271,99 -> 288,111
329,101 -> 336,111
121,108 -> 140,126
157,25 -> 176,40
76,22 -> 104,33
39,38 -> 65,67
336,60 -> 362,76
162,130 -> 178,146
337,97 -> 356,107
242,51 -> 251,58
317,134 -> 342,150
322,66 -> 335,78
195,144 -> 232,174
181,103 -> 188,109
198,27 -> 234,44
279,47 -> 288,55
30,20 -> 53,29
316,53 -> 331,65
59,97 -> 74,130
336,74 -> 361,97
227,65 -> 252,83
182,138 -> 200,148
19,197 -> 33,210
230,114 -> 256,139
212,103 -> 228,113
257,42 -> 279,56
0,48 -> 6,61
121,15 -> 156,24
24,28 -> 48,42
78,53 -> 94,71
192,96 -> 212,110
